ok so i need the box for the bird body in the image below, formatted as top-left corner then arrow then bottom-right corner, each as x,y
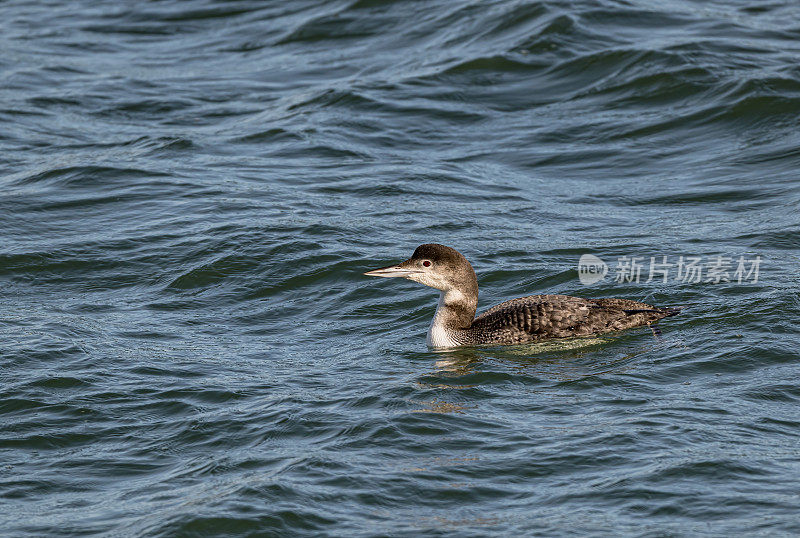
365,244 -> 681,349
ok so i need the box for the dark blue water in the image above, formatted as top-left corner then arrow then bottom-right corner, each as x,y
2,0 -> 800,535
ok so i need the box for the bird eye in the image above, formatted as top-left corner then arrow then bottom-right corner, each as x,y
422,260 -> 431,267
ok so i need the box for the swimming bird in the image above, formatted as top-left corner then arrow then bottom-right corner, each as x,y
364,244 -> 682,348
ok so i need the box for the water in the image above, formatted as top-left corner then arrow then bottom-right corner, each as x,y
2,0 -> 799,535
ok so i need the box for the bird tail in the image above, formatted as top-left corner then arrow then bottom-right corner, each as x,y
657,305 -> 687,317
660,303 -> 696,317
623,304 -> 693,317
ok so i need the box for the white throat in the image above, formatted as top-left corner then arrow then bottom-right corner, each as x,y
426,289 -> 468,348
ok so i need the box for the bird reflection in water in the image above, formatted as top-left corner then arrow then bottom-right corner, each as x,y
430,336 -> 665,381
412,335 -> 678,414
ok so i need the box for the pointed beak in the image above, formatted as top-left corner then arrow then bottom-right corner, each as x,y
363,263 -> 421,278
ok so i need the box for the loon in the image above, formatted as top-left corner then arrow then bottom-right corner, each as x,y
364,243 -> 683,348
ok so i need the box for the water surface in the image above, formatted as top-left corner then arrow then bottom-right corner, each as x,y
2,0 -> 800,535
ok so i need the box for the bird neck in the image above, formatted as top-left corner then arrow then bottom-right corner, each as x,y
432,286 -> 478,330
